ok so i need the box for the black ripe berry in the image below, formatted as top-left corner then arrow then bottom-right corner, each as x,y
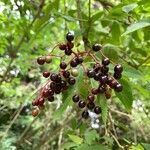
66,31 -> 74,42
98,85 -> 106,93
59,44 -> 66,50
77,56 -> 83,64
65,48 -> 72,55
78,100 -> 86,108
87,102 -> 95,110
70,59 -> 78,67
43,71 -> 50,78
82,111 -> 89,119
62,70 -> 70,78
60,62 -> 67,69
114,73 -> 122,79
37,57 -> 45,65
101,66 -> 109,74
91,88 -> 99,95
50,73 -> 61,83
72,95 -> 80,103
102,58 -> 110,66
100,75 -> 108,84
67,42 -> 74,49
94,106 -> 101,114
92,43 -> 102,52
68,77 -> 76,85
114,64 -> 123,74
60,80 -> 67,88
87,95 -> 95,102
115,83 -> 123,92
87,69 -> 95,78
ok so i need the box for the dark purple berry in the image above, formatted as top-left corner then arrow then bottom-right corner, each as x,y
78,100 -> 86,108
101,66 -> 109,74
59,44 -> 66,50
109,80 -> 118,89
72,95 -> 80,103
93,63 -> 101,72
102,58 -> 110,66
100,75 -> 108,84
67,42 -> 74,49
68,77 -> 76,85
98,85 -> 106,93
114,73 -> 122,79
92,43 -> 102,51
87,102 -> 95,110
43,71 -> 50,78
62,70 -> 70,78
87,69 -> 95,78
115,83 -> 123,92
91,88 -> 99,95
87,95 -> 95,102
65,48 -> 72,55
61,80 -> 67,88
60,62 -> 67,69
82,111 -> 89,119
77,56 -> 83,64
94,106 -> 101,114
114,64 -> 123,74
37,57 -> 45,65
66,31 -> 74,42
70,59 -> 78,67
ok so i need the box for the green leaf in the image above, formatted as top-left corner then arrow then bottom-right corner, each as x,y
91,12 -> 103,22
68,134 -> 83,145
53,86 -> 74,120
122,20 -> 150,36
115,78 -> 133,111
102,44 -> 119,62
76,144 -> 109,150
84,130 -> 99,145
97,95 -> 108,125
141,143 -> 150,150
122,3 -> 138,13
129,144 -> 144,150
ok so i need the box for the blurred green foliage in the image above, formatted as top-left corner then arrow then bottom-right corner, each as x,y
0,0 -> 150,149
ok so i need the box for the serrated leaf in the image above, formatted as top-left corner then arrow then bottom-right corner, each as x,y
97,95 -> 108,125
84,130 -> 99,145
53,86 -> 74,120
122,20 -> 150,36
68,134 -> 83,145
115,78 -> 133,111
122,3 -> 138,13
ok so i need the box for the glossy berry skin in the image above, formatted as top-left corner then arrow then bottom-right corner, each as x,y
87,95 -> 95,102
82,111 -> 89,119
92,43 -> 102,51
93,63 -> 101,72
59,44 -> 66,50
32,99 -> 39,106
87,70 -> 95,78
87,102 -> 95,110
71,68 -> 78,77
94,72 -> 101,81
68,77 -> 76,85
50,73 -> 61,83
102,58 -> 110,66
66,31 -> 74,42
94,106 -> 101,114
42,89 -> 50,98
115,83 -> 123,92
98,86 -> 106,93
114,64 -> 123,74
32,109 -> 39,117
101,66 -> 109,74
67,42 -> 74,49
38,98 -> 45,106
60,62 -> 67,69
62,70 -> 70,78
37,57 -> 45,65
77,56 -> 83,64
107,77 -> 113,85
65,48 -> 72,55
78,100 -> 86,108
100,75 -> 108,84
91,88 -> 99,95
43,71 -> 50,78
61,80 -> 67,88
70,59 -> 78,67
114,73 -> 122,79
109,80 -> 118,89
72,95 -> 80,102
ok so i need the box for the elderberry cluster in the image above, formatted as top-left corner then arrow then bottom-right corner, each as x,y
31,31 -> 123,119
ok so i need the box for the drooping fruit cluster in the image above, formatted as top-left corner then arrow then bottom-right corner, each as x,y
32,31 -> 123,119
